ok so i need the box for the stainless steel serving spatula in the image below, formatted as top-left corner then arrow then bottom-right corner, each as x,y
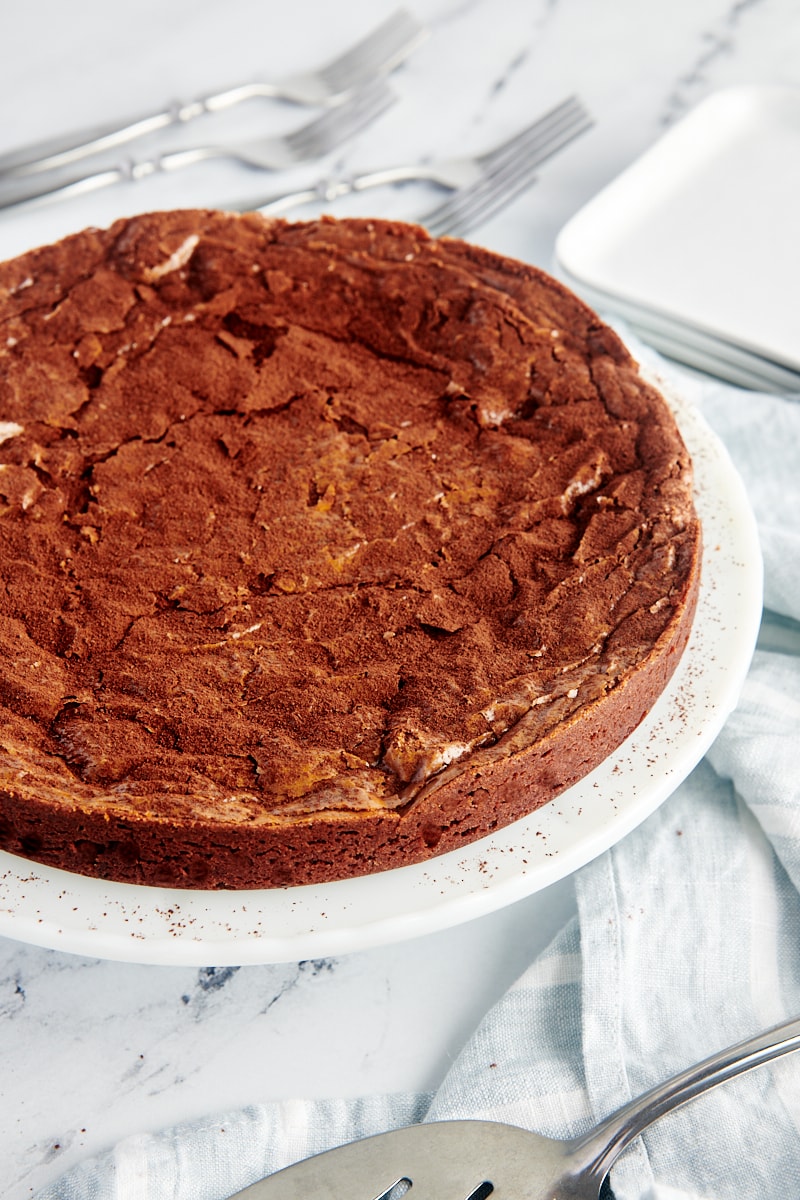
227,1013 -> 800,1199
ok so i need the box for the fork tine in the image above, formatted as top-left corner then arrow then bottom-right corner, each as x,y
286,80 -> 396,161
320,9 -> 429,95
423,143 -> 572,240
423,105 -> 592,238
496,102 -> 593,177
478,96 -> 588,172
424,158 -> 542,239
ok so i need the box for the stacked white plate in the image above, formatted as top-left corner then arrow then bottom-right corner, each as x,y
555,85 -> 800,393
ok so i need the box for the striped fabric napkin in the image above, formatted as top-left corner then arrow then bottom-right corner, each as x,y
37,345 -> 800,1200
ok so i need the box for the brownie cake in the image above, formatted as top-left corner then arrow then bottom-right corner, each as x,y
0,211 -> 701,889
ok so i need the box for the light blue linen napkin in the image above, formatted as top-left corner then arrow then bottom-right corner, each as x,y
36,346 -> 800,1200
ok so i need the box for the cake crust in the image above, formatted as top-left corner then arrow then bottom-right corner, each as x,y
0,211 -> 701,889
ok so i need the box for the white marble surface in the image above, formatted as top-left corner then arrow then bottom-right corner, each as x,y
0,0 -> 798,1196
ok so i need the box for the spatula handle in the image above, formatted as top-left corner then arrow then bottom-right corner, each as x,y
573,1013 -> 800,1185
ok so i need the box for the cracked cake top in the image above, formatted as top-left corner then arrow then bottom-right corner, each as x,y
0,211 -> 699,876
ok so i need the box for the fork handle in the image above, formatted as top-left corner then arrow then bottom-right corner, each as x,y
571,1014 -> 800,1185
0,83 -> 287,182
0,142 -> 228,210
240,163 -> 475,216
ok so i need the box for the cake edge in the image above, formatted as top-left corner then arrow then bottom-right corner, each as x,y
0,535 -> 701,890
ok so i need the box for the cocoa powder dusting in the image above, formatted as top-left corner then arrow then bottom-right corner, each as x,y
0,212 -> 700,887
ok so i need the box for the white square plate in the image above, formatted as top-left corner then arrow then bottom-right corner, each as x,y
555,86 -> 800,371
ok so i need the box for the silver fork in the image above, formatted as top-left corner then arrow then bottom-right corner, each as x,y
422,99 -> 592,237
0,81 -> 396,211
0,9 -> 426,181
240,96 -> 592,236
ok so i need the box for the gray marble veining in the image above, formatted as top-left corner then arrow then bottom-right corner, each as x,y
1,886 -> 573,1196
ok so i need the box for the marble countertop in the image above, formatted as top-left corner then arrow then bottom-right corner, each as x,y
1,1 -> 798,1196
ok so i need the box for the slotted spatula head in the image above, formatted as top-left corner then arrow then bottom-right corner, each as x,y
227,1119 -> 586,1200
